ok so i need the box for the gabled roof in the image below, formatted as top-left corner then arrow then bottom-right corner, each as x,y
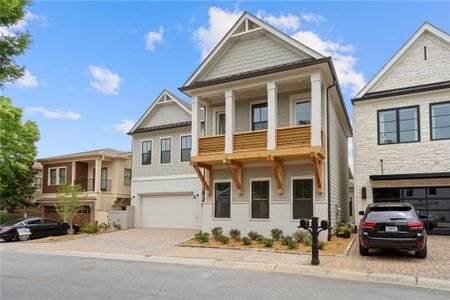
130,121 -> 191,135
181,11 -> 324,89
38,148 -> 131,161
129,90 -> 191,134
355,22 -> 450,99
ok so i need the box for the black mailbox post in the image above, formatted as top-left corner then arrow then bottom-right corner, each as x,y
299,217 -> 329,265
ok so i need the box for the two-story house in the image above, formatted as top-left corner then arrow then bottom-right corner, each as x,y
353,23 -> 450,235
37,148 -> 132,225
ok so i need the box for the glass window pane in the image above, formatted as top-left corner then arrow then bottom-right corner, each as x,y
251,181 -> 269,219
292,179 -> 313,219
215,182 -> 230,218
59,168 -> 66,185
217,113 -> 226,134
431,103 -> 450,139
295,101 -> 311,125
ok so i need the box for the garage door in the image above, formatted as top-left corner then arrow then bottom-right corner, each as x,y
140,194 -> 194,229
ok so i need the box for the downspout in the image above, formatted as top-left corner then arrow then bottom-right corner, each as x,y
326,81 -> 336,241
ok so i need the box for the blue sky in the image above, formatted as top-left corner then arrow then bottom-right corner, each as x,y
2,1 -> 449,159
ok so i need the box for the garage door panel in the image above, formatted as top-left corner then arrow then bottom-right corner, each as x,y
140,194 -> 194,229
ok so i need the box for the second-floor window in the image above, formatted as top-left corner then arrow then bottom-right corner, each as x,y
181,135 -> 192,162
49,167 -> 66,186
160,138 -> 171,164
378,106 -> 419,145
216,112 -> 226,135
124,168 -> 131,185
252,103 -> 268,130
430,101 -> 450,140
295,101 -> 311,125
34,177 -> 42,191
142,141 -> 152,165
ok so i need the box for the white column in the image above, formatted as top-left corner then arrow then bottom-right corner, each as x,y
310,72 -> 322,146
71,161 -> 76,185
225,90 -> 235,154
191,96 -> 202,156
267,81 -> 278,150
95,158 -> 101,193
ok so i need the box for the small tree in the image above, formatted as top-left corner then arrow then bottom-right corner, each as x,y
54,184 -> 85,234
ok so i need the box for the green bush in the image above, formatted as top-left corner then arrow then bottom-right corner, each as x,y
217,234 -> 229,244
241,236 -> 252,246
281,235 -> 294,245
336,223 -> 351,238
112,222 -> 121,230
98,222 -> 111,232
195,231 -> 209,243
256,235 -> 265,244
0,213 -> 22,224
303,233 -> 312,246
229,228 -> 241,241
248,231 -> 260,241
287,239 -> 298,249
318,240 -> 326,250
270,228 -> 283,241
211,227 -> 223,240
292,229 -> 308,243
81,223 -> 99,234
262,238 -> 274,247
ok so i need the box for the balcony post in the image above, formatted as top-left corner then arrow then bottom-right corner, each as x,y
267,81 -> 277,150
191,96 -> 202,156
71,161 -> 76,185
95,158 -> 101,193
310,72 -> 322,146
225,90 -> 235,154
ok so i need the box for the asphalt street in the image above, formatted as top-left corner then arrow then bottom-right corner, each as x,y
1,252 -> 449,300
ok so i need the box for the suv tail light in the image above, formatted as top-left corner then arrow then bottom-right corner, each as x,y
361,221 -> 377,229
407,222 -> 423,229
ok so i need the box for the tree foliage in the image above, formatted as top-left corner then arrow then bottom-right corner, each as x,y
348,167 -> 353,180
55,184 -> 86,234
0,0 -> 31,88
0,96 -> 39,212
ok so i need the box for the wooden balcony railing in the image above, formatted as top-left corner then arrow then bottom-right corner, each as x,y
276,125 -> 311,148
233,130 -> 267,152
198,135 -> 225,155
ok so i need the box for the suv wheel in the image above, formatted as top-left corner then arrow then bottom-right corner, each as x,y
359,243 -> 369,256
415,245 -> 427,259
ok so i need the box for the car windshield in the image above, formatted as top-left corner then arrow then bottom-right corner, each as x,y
365,207 -> 417,222
1,218 -> 25,226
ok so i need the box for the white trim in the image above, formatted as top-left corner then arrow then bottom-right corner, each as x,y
249,98 -> 267,131
141,139 -> 153,166
249,177 -> 271,221
159,136 -> 173,165
288,93 -> 311,126
132,174 -> 198,181
212,106 -> 225,135
355,23 -> 450,98
48,166 -> 67,186
179,134 -> 192,164
290,175 -> 315,222
212,179 -> 232,220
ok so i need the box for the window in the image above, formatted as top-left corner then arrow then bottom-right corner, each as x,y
100,168 -> 108,191
251,103 -> 268,130
49,168 -> 57,185
27,219 -> 42,225
251,180 -> 269,219
216,112 -> 226,135
294,101 -> 311,125
49,167 -> 66,186
214,182 -> 231,218
59,168 -> 66,185
180,135 -> 192,162
378,106 -> 419,144
142,141 -> 152,165
292,179 -> 313,219
430,102 -> 450,140
42,219 -> 58,224
160,138 -> 171,164
124,168 -> 131,185
34,177 -> 42,191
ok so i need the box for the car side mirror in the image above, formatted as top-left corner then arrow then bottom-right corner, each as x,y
359,211 -> 365,216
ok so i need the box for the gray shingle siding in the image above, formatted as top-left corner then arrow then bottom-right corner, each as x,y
141,102 -> 191,128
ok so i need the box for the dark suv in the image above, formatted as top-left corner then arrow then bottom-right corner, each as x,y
358,202 -> 427,258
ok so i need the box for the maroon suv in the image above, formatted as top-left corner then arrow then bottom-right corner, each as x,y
358,202 -> 427,258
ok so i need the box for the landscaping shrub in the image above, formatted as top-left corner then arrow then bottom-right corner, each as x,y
195,231 -> 209,243
81,223 -> 99,234
112,222 -> 121,230
336,223 -> 351,238
303,233 -> 312,246
287,239 -> 298,249
262,238 -> 274,247
318,240 -> 326,250
211,227 -> 223,240
292,229 -> 309,243
229,228 -> 241,241
281,235 -> 294,245
98,222 -> 111,232
270,228 -> 283,241
241,236 -> 252,246
256,235 -> 265,244
248,231 -> 260,241
217,234 -> 229,244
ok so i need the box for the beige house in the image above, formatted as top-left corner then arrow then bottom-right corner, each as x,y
353,23 -> 450,235
37,148 -> 132,225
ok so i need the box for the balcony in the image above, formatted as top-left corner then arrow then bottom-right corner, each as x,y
74,179 -> 111,192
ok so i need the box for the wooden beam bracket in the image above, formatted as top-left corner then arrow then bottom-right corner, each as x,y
267,155 -> 283,195
191,162 -> 212,196
223,159 -> 243,195
310,153 -> 324,193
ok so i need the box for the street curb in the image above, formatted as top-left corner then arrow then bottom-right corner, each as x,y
2,248 -> 449,292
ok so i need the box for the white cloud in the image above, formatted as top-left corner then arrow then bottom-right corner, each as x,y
0,11 -> 46,37
145,26 -> 164,51
113,119 -> 135,133
88,65 -> 122,95
256,11 -> 300,31
24,107 -> 81,120
15,70 -> 39,88
193,7 -> 242,59
291,31 -> 365,95
300,12 -> 326,24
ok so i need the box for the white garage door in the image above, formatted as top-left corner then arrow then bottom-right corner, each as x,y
140,194 -> 194,229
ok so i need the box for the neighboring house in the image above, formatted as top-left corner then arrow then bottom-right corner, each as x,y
353,23 -> 450,235
37,148 -> 132,225
129,90 -> 202,229
31,162 -> 43,204
132,12 -> 351,239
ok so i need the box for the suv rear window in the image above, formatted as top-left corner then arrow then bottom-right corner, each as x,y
365,207 -> 417,222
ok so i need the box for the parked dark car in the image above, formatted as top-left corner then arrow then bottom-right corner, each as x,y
358,202 -> 427,258
0,217 -> 79,241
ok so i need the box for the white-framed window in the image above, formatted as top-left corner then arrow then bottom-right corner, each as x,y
212,106 -> 225,135
124,168 -> 131,185
292,178 -> 314,220
251,179 -> 270,219
294,100 -> 311,125
180,135 -> 192,162
160,137 -> 171,164
48,167 -> 67,186
34,177 -> 42,191
142,140 -> 152,165
214,181 -> 231,219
